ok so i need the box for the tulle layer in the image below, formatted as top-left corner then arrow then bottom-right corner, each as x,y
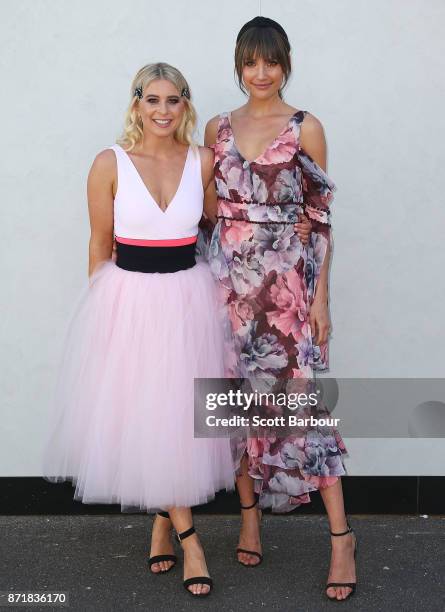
42,260 -> 235,512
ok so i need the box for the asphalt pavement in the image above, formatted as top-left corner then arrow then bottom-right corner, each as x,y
1,514 -> 444,611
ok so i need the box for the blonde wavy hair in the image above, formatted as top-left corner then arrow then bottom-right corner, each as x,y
117,62 -> 197,151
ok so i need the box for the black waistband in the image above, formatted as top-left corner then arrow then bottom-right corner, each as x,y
115,241 -> 196,273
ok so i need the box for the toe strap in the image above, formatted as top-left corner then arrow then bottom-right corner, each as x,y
148,554 -> 177,566
236,547 -> 263,566
326,582 -> 356,589
236,548 -> 263,559
183,576 -> 213,588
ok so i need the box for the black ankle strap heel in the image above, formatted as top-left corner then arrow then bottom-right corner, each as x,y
240,499 -> 258,510
326,520 -> 357,600
176,525 -> 196,543
148,511 -> 177,574
236,496 -> 263,567
176,525 -> 213,597
330,522 -> 353,538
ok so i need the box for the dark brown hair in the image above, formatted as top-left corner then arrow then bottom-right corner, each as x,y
234,18 -> 292,99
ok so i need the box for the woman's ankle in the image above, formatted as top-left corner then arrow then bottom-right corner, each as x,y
240,495 -> 258,509
154,515 -> 172,530
180,533 -> 203,551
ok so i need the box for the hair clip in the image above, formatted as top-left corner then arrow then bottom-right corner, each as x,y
134,86 -> 143,99
181,87 -> 190,100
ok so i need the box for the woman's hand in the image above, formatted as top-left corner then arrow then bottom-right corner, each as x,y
309,293 -> 331,345
294,213 -> 311,245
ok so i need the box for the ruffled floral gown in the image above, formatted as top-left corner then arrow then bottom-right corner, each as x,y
207,110 -> 348,513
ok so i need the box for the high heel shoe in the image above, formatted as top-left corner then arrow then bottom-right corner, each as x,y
236,498 -> 263,567
325,521 -> 357,601
148,511 -> 177,574
176,525 -> 213,597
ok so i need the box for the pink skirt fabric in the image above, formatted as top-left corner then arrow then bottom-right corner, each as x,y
42,259 -> 235,512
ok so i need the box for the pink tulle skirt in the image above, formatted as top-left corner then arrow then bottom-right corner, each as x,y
42,259 -> 235,512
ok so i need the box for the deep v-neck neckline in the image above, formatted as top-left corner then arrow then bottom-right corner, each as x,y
118,144 -> 191,214
227,110 -> 300,165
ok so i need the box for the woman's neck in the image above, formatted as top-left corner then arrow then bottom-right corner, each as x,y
135,133 -> 181,157
242,95 -> 288,118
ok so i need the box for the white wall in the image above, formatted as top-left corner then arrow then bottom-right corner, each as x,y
1,0 -> 444,475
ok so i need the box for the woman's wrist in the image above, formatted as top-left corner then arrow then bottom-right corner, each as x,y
313,286 -> 329,305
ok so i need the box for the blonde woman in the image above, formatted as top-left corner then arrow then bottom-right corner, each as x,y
42,62 -> 235,598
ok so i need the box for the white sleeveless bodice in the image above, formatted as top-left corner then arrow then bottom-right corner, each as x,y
109,144 -> 203,243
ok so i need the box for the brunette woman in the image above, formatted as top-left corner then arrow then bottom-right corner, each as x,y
204,17 -> 356,602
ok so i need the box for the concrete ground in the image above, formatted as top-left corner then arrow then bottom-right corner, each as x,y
0,514 -> 444,611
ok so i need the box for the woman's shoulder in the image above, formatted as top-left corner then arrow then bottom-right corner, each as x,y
94,145 -> 119,162
298,110 -> 324,131
204,112 -> 230,145
296,111 -> 326,151
206,114 -> 221,128
294,110 -> 329,173
205,111 -> 231,126
204,116 -> 218,143
89,147 -> 118,178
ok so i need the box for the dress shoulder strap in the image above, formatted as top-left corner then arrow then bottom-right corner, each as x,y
190,145 -> 204,193
289,110 -> 309,147
107,143 -> 121,155
214,112 -> 230,144
105,144 -> 129,188
107,143 -> 130,163
106,143 -> 127,171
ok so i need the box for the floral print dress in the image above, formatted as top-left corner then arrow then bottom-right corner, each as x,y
208,110 -> 348,513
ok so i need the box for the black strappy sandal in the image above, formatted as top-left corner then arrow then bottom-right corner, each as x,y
236,498 -> 263,567
326,521 -> 357,601
176,525 -> 213,597
148,511 -> 177,574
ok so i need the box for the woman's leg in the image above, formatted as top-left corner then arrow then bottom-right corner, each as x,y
236,454 -> 262,566
149,513 -> 175,573
168,507 -> 211,596
320,479 -> 357,601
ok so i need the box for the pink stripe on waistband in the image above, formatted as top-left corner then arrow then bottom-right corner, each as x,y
115,235 -> 198,247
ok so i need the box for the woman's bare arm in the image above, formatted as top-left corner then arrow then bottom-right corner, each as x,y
300,114 -> 331,343
300,113 -> 328,171
204,116 -> 219,148
202,117 -> 220,224
300,113 -> 330,305
87,149 -> 115,277
197,144 -> 216,225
